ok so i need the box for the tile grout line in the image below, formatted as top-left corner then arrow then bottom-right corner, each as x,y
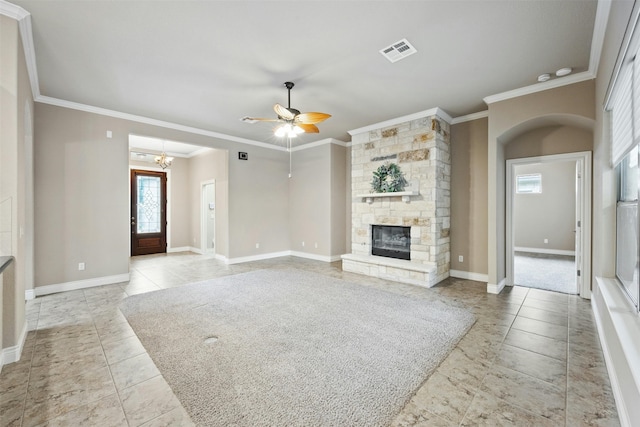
458,287 -> 529,425
18,301 -> 40,427
88,287 -> 133,427
564,296 -> 571,427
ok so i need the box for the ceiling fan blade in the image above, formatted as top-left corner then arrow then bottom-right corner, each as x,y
295,112 -> 331,124
241,116 -> 281,123
274,104 -> 296,120
296,123 -> 320,133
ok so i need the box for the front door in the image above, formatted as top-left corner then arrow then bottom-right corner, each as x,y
131,169 -> 167,256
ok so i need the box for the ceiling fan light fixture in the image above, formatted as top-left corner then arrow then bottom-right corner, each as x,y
275,123 -> 300,138
274,126 -> 287,137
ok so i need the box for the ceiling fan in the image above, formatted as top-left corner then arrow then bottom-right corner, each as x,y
241,82 -> 331,138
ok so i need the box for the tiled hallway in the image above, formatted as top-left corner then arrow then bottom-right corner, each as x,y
0,253 -> 619,426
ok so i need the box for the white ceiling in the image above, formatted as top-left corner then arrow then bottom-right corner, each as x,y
8,0 -> 600,149
129,134 -> 212,157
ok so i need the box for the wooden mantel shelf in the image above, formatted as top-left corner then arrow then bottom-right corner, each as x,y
357,191 -> 419,204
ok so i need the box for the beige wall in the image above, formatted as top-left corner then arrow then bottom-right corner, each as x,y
487,80 -> 595,289
289,144 -> 332,256
35,104 -> 130,286
344,146 -> 352,254
450,117 -> 488,275
505,125 -> 593,159
167,157 -> 191,248
330,143 -> 347,257
189,149 -> 229,257
513,161 -> 576,252
1,14 -> 33,357
227,144 -> 290,259
34,102 -> 291,286
288,141 -> 347,259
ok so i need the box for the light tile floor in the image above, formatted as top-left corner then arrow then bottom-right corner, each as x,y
0,253 -> 619,426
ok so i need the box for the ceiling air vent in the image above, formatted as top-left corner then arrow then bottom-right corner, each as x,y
380,38 -> 417,63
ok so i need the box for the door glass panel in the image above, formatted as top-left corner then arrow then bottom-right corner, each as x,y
136,175 -> 161,234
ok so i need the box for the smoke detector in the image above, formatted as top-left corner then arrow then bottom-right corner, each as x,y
380,38 -> 417,63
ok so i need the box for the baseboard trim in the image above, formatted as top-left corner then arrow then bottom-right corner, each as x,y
290,251 -> 342,263
35,273 -> 130,296
226,251 -> 292,265
167,246 -> 191,253
487,278 -> 506,294
24,288 -> 35,300
514,247 -> 576,256
1,321 -> 28,371
449,270 -> 488,283
226,250 -> 342,265
592,277 -> 640,427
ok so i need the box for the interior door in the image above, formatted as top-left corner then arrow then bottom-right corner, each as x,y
575,159 -> 583,293
131,169 -> 167,256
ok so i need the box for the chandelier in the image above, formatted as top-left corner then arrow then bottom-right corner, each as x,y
154,142 -> 174,169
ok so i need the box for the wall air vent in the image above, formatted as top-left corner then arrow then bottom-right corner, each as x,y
380,38 -> 417,63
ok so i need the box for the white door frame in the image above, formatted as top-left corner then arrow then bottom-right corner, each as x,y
201,180 -> 216,255
506,151 -> 592,298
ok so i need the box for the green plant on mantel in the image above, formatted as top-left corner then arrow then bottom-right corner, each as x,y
371,162 -> 408,193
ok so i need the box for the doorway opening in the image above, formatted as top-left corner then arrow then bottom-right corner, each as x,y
506,151 -> 592,298
201,180 -> 216,255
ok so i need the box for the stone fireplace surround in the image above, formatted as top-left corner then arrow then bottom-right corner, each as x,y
342,108 -> 451,288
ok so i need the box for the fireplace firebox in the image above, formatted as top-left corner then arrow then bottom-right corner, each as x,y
371,225 -> 411,260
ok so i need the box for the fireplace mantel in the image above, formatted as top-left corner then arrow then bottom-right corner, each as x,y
357,190 -> 419,204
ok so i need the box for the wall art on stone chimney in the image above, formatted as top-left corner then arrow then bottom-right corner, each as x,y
371,162 -> 408,193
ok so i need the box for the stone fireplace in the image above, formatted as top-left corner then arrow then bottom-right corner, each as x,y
341,109 -> 451,288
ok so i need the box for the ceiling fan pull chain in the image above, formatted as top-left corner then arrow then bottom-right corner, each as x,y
288,136 -> 292,178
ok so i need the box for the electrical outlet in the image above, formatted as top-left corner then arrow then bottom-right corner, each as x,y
255,243 -> 260,249
544,238 -> 549,244
78,262 -> 85,271
302,241 -> 305,247
458,255 -> 463,263
315,242 -> 318,248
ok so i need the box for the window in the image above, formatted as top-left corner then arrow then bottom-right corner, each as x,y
516,174 -> 541,194
609,28 -> 640,312
616,147 -> 639,308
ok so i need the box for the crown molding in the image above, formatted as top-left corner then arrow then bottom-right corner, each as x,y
483,0 -> 610,106
19,15 -> 40,100
348,107 -> 452,136
1,1 -> 40,100
36,95 -> 289,152
590,0 -> 612,76
451,110 -> 489,125
0,0 -> 28,20
290,138 -> 348,152
8,0 -> 614,145
483,71 -> 595,105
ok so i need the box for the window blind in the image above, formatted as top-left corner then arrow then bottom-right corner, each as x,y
611,63 -> 634,166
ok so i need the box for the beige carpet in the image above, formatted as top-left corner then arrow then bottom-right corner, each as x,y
119,269 -> 475,426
